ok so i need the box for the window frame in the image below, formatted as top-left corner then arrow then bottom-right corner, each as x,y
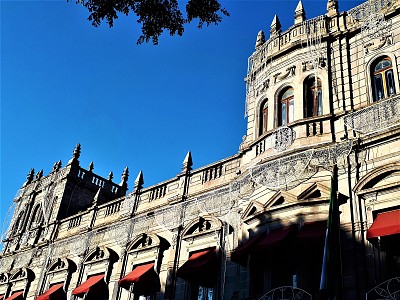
259,100 -> 269,136
278,87 -> 294,127
304,77 -> 323,118
371,56 -> 396,101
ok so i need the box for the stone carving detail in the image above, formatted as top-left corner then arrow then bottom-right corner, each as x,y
197,186 -> 233,218
302,58 -> 326,71
230,173 -> 255,201
155,204 -> 185,231
274,66 -> 296,83
364,35 -> 392,54
255,79 -> 270,96
250,141 -> 352,191
271,126 -> 296,152
121,193 -> 135,216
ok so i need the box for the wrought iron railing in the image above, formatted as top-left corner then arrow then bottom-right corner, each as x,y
344,96 -> 400,134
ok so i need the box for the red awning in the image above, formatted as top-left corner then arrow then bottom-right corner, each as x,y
118,263 -> 155,290
255,226 -> 295,250
5,291 -> 23,300
72,274 -> 105,297
0,294 -> 4,300
231,232 -> 265,266
367,209 -> 400,239
296,221 -> 326,240
177,248 -> 217,287
36,283 -> 64,300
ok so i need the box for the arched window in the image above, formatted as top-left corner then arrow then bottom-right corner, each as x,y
304,76 -> 323,117
29,205 -> 43,228
278,87 -> 294,126
12,212 -> 24,234
372,56 -> 396,101
259,100 -> 268,136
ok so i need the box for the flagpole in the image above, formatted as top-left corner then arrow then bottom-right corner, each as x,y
319,165 -> 343,300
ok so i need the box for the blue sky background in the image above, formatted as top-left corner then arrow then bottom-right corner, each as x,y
1,0 -> 362,237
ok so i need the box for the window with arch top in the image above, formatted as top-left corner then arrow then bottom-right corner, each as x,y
259,100 -> 268,136
278,87 -> 294,126
304,76 -> 323,118
372,56 -> 396,101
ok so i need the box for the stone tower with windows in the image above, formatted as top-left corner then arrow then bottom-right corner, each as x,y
1,1 -> 400,300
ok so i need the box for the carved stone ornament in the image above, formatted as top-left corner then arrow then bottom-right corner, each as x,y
255,79 -> 270,96
302,58 -> 326,71
364,35 -> 392,54
274,66 -> 296,83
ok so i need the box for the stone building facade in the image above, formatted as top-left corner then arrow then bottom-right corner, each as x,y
1,0 -> 400,299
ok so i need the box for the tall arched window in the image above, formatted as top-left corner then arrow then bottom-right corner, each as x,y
278,87 -> 294,126
12,212 -> 24,234
259,100 -> 268,136
372,56 -> 396,101
29,205 -> 43,228
304,76 -> 323,117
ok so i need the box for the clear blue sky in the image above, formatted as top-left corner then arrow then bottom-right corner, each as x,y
1,0 -> 362,236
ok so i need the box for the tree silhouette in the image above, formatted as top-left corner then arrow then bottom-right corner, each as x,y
72,0 -> 229,44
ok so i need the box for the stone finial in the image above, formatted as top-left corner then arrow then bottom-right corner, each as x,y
68,143 -> 81,165
294,0 -> 306,24
326,0 -> 338,17
255,30 -> 265,50
88,162 -> 94,172
24,168 -> 35,186
270,15 -> 282,38
35,169 -> 43,180
182,151 -> 193,172
134,170 -> 144,191
93,187 -> 102,205
73,143 -> 81,159
120,167 -> 129,187
108,172 -> 113,181
52,160 -> 62,172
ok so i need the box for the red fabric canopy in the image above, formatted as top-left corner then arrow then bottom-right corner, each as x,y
231,232 -> 265,266
72,274 -> 105,297
255,226 -> 295,250
5,291 -> 23,300
367,209 -> 400,239
296,221 -> 326,240
36,283 -> 64,300
177,248 -> 217,287
118,263 -> 155,290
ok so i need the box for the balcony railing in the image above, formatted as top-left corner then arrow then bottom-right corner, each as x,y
344,96 -> 400,134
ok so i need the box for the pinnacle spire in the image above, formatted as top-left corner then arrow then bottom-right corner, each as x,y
120,167 -> 129,188
182,151 -> 193,172
294,0 -> 306,24
134,170 -> 144,190
93,187 -> 102,204
270,15 -> 281,37
24,168 -> 35,186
